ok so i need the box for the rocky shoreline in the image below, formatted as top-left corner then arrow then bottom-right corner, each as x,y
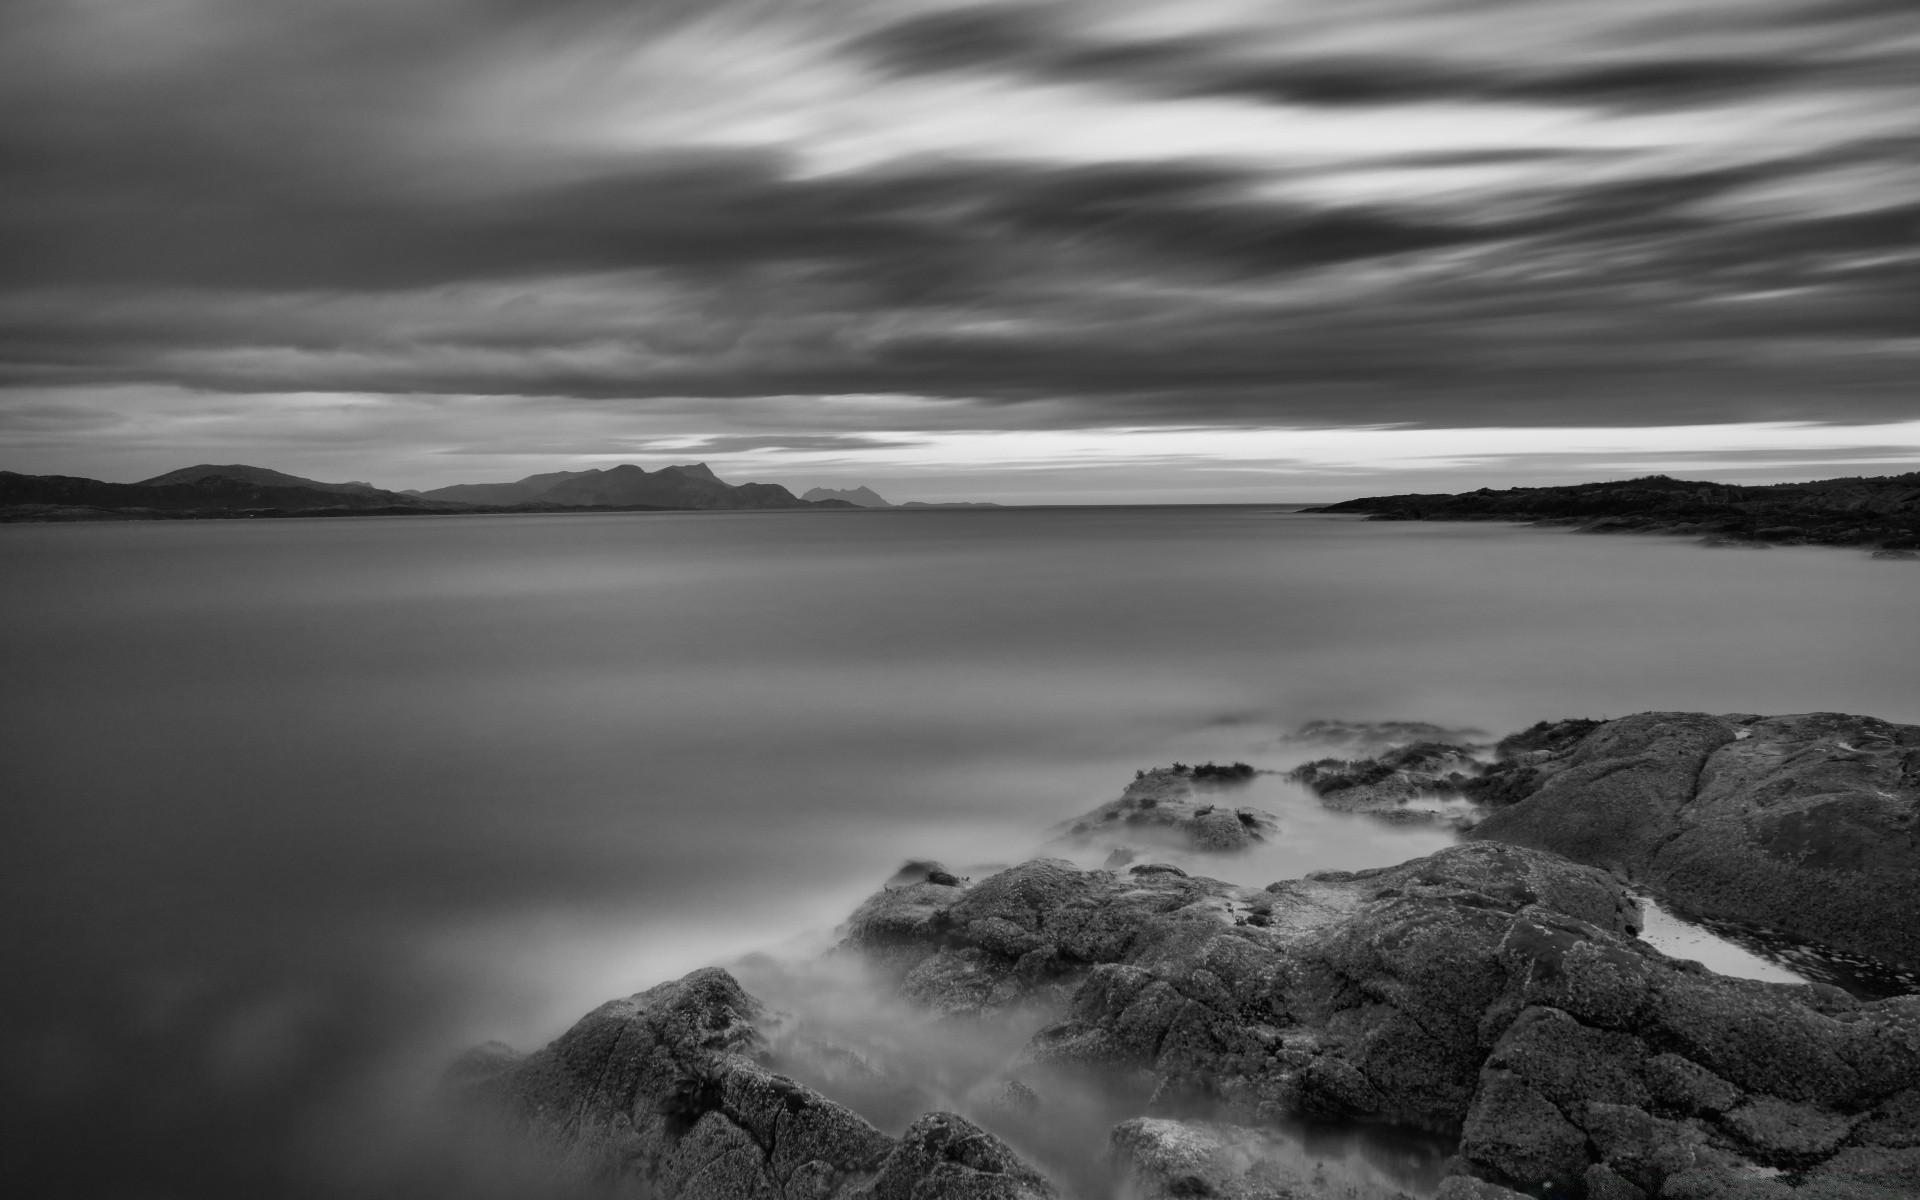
1302,474 -> 1920,558
453,711 -> 1920,1199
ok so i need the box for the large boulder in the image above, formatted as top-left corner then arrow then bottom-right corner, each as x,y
842,844 -> 1920,1198
450,967 -> 1057,1199
1463,712 -> 1920,970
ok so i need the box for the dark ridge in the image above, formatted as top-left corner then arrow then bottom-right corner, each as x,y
0,462 -> 858,522
1304,472 -> 1920,553
0,469 -> 454,517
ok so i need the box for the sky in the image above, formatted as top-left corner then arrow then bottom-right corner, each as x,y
2,0 -> 1917,502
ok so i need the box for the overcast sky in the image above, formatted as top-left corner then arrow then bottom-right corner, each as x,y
3,0 -> 1917,500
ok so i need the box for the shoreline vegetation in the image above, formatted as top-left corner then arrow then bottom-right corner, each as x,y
1305,472 -> 1920,557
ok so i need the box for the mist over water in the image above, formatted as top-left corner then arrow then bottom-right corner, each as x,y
3,507 -> 1916,1197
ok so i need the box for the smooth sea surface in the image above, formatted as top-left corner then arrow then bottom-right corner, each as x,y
3,506 -> 1916,1198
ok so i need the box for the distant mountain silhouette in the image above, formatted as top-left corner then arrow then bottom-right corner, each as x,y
529,463 -> 814,509
801,485 -> 893,508
2,460 -> 889,522
414,470 -> 594,506
137,464 -> 386,495
1,466 -> 448,519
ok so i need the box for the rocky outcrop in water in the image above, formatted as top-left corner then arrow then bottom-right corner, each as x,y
456,710 -> 1920,1200
1051,764 -> 1277,856
450,967 -> 1057,1199
1288,743 -> 1486,827
1455,711 -> 1920,973
842,842 -> 1920,1198
1282,720 -> 1488,757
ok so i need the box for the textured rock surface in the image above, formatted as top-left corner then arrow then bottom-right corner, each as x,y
843,843 -> 1920,1198
451,967 -> 1057,1199
1283,720 -> 1488,757
1460,711 -> 1920,970
1051,765 -> 1277,855
1288,743 -> 1487,827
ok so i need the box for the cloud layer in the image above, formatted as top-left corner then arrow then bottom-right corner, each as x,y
3,0 -> 1916,490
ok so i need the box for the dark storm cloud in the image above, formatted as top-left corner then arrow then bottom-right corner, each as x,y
854,5 -> 1839,112
2,0 -> 1918,460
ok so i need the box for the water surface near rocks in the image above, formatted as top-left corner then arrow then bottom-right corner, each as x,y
3,507 -> 1916,1197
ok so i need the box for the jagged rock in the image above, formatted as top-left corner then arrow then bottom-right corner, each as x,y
1284,720 -> 1489,756
841,843 -> 1920,1198
450,967 -> 1057,1199
888,860 -> 962,887
1796,1146 -> 1920,1199
1288,742 -> 1486,826
976,1078 -> 1041,1122
864,1112 -> 1056,1200
1462,711 -> 1920,970
1052,766 -> 1277,854
1582,1163 -> 1651,1200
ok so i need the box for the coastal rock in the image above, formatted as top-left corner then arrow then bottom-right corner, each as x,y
841,843 -> 1920,1197
1283,720 -> 1488,757
1458,711 -> 1920,970
450,966 -> 1057,1199
1051,764 -> 1277,855
1288,742 -> 1486,827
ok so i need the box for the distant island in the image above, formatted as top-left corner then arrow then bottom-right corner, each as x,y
799,485 -> 1003,509
801,485 -> 893,507
1307,472 -> 1920,556
0,462 -> 858,522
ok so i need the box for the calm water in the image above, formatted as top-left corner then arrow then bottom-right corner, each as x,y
3,507 -> 1915,1197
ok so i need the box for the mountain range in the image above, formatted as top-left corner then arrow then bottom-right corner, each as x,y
0,462 -> 851,522
415,463 -> 825,511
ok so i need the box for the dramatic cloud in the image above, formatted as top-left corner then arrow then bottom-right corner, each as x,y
2,0 -> 1916,492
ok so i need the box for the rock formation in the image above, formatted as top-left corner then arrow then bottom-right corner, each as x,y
1282,720 -> 1488,757
1288,743 -> 1486,827
449,966 -> 1057,1199
457,711 -> 1920,1199
1455,711 -> 1920,972
1051,764 -> 1277,856
841,842 -> 1920,1197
